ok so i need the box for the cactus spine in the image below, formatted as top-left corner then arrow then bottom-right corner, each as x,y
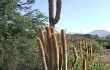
48,0 -> 62,27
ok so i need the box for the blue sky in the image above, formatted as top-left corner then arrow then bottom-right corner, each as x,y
31,0 -> 110,33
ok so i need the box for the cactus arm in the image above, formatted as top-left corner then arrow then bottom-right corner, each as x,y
72,45 -> 78,70
50,26 -> 55,33
48,0 -> 54,26
61,29 -> 67,70
46,26 -> 53,70
82,57 -> 87,70
36,38 -> 48,70
54,0 -> 62,24
59,46 -> 63,70
52,33 -> 59,70
48,0 -> 62,27
39,26 -> 46,55
38,26 -> 49,69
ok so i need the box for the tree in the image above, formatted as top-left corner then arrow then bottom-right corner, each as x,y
0,0 -> 48,70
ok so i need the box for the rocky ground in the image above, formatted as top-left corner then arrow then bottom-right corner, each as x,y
98,49 -> 110,68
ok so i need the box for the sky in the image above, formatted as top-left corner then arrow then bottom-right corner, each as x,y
31,0 -> 110,33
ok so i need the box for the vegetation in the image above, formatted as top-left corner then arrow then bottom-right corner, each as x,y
36,26 -> 107,70
0,0 -> 109,70
0,0 -> 47,70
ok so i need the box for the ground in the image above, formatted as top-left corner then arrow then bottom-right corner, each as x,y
98,49 -> 110,69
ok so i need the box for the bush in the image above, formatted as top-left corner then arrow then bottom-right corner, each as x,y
88,39 -> 103,53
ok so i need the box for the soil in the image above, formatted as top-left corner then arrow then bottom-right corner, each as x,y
98,49 -> 110,68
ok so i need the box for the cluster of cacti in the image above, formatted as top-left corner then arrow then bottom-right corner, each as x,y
36,26 -> 67,70
48,0 -> 62,27
36,26 -> 96,70
79,38 -> 94,65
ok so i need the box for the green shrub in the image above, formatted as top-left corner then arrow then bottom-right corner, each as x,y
88,39 -> 103,53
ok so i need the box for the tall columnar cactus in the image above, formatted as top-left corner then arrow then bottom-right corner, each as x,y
48,0 -> 62,27
72,45 -> 78,70
36,38 -> 48,70
61,29 -> 67,70
82,56 -> 87,70
89,44 -> 94,65
59,46 -> 63,70
79,37 -> 95,68
36,26 -> 67,70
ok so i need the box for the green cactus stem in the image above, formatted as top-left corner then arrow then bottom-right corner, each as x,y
48,0 -> 62,27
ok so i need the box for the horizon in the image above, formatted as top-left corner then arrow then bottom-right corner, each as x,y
66,29 -> 110,34
24,0 -> 110,33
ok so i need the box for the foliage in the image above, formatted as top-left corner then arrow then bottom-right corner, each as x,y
0,0 -> 47,70
67,44 -> 106,70
0,0 -> 107,70
88,39 -> 103,53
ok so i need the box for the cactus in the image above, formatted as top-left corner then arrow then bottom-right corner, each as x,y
45,26 -> 53,70
48,0 -> 62,27
61,29 -> 67,70
36,38 -> 48,70
82,56 -> 87,70
90,44 -> 93,59
36,26 -> 101,70
72,45 -> 78,70
89,44 -> 95,65
36,26 -> 67,70
59,46 -> 63,70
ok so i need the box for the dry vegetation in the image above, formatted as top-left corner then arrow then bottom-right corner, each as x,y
36,26 -> 107,70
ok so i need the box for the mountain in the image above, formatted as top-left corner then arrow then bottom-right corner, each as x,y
88,30 -> 110,37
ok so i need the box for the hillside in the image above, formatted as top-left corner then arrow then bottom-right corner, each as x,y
89,30 -> 110,37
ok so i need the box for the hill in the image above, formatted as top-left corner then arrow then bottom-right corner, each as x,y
88,30 -> 110,37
